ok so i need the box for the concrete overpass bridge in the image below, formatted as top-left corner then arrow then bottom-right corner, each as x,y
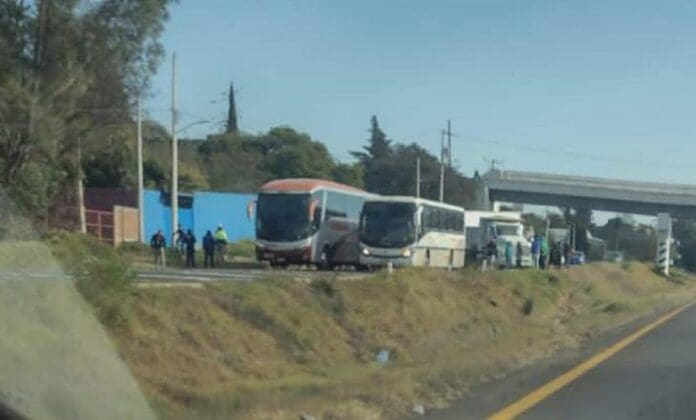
480,169 -> 687,273
480,169 -> 696,219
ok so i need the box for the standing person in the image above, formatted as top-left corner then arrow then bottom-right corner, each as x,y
214,224 -> 229,264
174,224 -> 185,255
150,229 -> 166,269
540,236 -> 550,269
550,242 -> 561,269
531,235 -> 541,269
184,229 -> 197,268
504,241 -> 514,269
485,239 -> 498,271
563,241 -> 571,268
203,230 -> 215,268
516,241 -> 523,268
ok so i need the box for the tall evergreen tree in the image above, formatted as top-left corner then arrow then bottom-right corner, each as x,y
226,81 -> 238,134
351,115 -> 391,162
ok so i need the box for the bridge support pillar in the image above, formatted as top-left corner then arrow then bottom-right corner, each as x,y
655,213 -> 672,275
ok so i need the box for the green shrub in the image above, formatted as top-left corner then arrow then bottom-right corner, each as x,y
226,240 -> 256,258
50,233 -> 135,329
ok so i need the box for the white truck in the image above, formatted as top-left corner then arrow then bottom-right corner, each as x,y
464,211 -> 532,267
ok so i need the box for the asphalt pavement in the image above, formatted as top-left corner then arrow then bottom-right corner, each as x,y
0,267 -> 370,283
427,303 -> 696,420
136,267 -> 371,282
517,303 -> 696,420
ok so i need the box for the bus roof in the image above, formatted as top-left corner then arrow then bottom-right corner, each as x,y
259,178 -> 371,195
364,195 -> 464,212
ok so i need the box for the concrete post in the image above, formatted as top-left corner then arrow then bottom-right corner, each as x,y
656,213 -> 672,275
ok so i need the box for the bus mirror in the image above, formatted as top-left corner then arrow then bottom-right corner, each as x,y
246,200 -> 256,220
308,199 -> 319,221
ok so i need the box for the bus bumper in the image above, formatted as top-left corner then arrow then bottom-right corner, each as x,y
359,255 -> 413,268
256,245 -> 312,265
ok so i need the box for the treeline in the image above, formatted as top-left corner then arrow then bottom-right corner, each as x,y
126,115 -> 477,208
0,0 -> 477,232
0,0 -> 173,231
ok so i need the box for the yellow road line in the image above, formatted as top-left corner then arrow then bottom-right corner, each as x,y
488,301 -> 695,420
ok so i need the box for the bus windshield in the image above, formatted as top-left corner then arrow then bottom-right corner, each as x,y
256,193 -> 313,241
359,202 -> 416,248
495,224 -> 520,237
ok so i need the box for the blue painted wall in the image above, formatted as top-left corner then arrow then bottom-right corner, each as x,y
143,189 -> 256,247
192,192 -> 256,245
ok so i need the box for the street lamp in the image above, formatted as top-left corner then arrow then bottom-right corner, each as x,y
177,119 -> 210,134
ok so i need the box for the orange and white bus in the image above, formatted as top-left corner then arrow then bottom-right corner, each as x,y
251,178 -> 375,268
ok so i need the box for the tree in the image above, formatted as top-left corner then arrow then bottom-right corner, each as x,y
178,160 -> 209,192
143,159 -> 166,188
226,81 -> 238,134
0,0 -> 173,223
83,145 -> 133,188
331,163 -> 364,188
258,127 -> 334,180
351,115 -> 391,162
198,132 -> 266,192
350,117 -> 477,207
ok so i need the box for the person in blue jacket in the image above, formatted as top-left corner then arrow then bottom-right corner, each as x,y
531,235 -> 542,269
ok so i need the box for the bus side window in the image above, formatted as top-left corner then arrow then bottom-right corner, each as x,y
326,209 -> 347,220
425,208 -> 432,237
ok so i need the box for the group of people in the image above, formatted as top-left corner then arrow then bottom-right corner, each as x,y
481,235 -> 573,271
483,239 -> 524,270
531,235 -> 571,269
149,224 -> 229,269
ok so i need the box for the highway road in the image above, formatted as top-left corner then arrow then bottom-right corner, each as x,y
0,268 -> 370,283
429,302 -> 696,420
137,267 -> 369,282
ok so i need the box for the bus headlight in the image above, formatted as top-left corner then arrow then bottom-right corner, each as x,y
401,248 -> 412,257
361,247 -> 370,256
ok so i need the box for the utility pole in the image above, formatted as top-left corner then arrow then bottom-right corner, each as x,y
170,52 -> 178,238
416,157 -> 421,198
77,136 -> 86,234
447,119 -> 452,167
439,129 -> 445,202
486,158 -> 504,171
137,98 -> 144,242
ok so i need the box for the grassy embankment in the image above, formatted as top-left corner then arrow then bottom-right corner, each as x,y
114,261 -> 696,418
3,234 -> 696,419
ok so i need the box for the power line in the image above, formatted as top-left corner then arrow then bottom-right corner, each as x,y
459,135 -> 696,170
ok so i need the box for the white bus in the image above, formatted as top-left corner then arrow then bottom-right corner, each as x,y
252,178 -> 374,268
358,196 -> 466,268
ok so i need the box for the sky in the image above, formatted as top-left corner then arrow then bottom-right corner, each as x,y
146,0 -> 696,188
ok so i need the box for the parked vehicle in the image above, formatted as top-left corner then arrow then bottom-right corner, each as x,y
358,196 -> 466,269
605,250 -> 624,263
568,251 -> 586,265
465,211 -> 532,267
250,178 -> 374,268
